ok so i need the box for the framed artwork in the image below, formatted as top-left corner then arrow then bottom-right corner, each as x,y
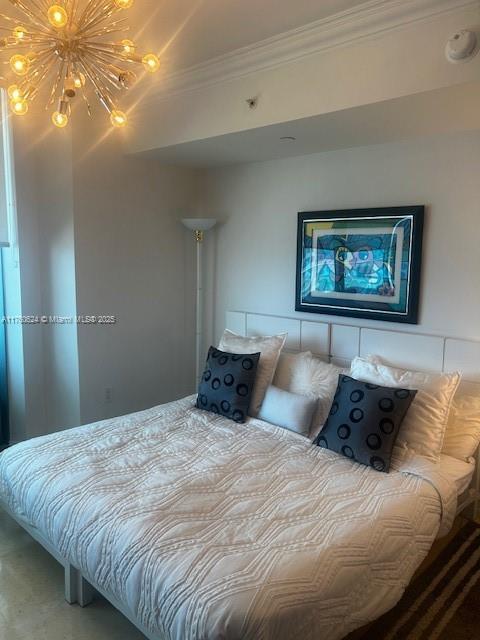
296,207 -> 424,324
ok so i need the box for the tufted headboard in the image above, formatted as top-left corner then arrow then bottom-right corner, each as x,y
226,310 -> 480,519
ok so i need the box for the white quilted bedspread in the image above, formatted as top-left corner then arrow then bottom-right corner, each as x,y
0,396 -> 457,640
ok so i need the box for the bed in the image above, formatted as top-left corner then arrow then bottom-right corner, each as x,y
0,394 -> 467,640
1,313 -> 479,640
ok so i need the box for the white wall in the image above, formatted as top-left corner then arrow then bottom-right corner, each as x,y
36,128 -> 81,431
4,117 -> 81,440
203,131 -> 480,348
4,111 -> 203,440
8,118 -> 47,440
72,115 -> 203,424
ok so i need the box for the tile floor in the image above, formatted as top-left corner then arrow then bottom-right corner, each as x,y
0,510 -> 145,640
2,505 -> 478,640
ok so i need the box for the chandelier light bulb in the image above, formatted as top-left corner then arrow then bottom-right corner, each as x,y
73,72 -> 86,89
64,75 -> 76,97
142,53 -> 160,73
11,99 -> 28,116
110,109 -> 127,127
52,111 -> 69,128
47,5 -> 69,29
8,84 -> 22,101
119,39 -> 135,55
13,26 -> 28,40
118,70 -> 136,89
115,0 -> 134,9
10,54 -> 30,76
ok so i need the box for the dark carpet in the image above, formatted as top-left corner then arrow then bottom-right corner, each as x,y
352,520 -> 480,640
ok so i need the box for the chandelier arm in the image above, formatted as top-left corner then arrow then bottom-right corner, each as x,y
77,0 -> 114,30
13,46 -> 57,88
86,68 -> 115,104
83,55 -> 123,93
77,0 -> 101,29
81,44 -> 122,65
26,51 -> 58,93
60,55 -> 72,106
84,16 -> 129,33
77,0 -> 116,35
79,56 -> 115,106
79,84 -> 92,116
35,0 -> 52,10
81,40 -> 116,52
8,1 -> 52,34
30,50 -> 58,83
81,43 -> 130,61
28,43 -> 56,55
8,36 -> 57,47
29,0 -> 50,19
65,0 -> 79,20
83,49 -> 128,79
81,22 -> 129,39
46,55 -> 66,108
70,56 -> 93,116
65,55 -> 72,83
0,24 -> 16,31
22,50 -> 57,80
45,55 -> 63,93
77,4 -> 119,38
82,53 -> 136,83
22,63 -> 53,102
0,28 -> 54,43
0,12 -> 16,23
80,71 -> 112,114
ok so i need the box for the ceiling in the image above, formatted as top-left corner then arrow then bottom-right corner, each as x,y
129,0 -> 369,76
135,82 -> 480,168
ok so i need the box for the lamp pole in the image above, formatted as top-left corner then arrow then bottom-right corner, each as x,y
182,219 -> 217,383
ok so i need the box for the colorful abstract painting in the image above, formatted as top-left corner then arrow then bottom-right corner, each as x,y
296,208 -> 424,324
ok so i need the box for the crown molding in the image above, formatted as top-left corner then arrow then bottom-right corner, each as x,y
143,0 -> 479,104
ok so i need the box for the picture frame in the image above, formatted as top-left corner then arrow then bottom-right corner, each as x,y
296,206 -> 424,324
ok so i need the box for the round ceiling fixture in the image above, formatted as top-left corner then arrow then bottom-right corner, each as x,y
280,136 -> 296,142
445,30 -> 478,63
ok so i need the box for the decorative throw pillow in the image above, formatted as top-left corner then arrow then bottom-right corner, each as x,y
218,330 -> 287,416
289,354 -> 347,440
258,385 -> 317,437
272,351 -> 312,391
442,395 -> 480,462
350,356 -> 461,462
196,346 -> 260,423
314,375 -> 417,473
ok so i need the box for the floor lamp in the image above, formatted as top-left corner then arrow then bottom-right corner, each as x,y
182,218 -> 217,383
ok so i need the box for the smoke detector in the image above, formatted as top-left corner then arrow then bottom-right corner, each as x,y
445,30 -> 478,63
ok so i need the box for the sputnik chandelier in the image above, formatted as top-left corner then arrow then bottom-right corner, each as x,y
0,0 -> 160,129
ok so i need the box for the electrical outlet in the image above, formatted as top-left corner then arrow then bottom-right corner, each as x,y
105,387 -> 113,404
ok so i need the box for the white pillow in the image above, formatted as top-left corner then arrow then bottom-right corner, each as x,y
272,351 -> 312,391
350,356 -> 461,462
258,385 -> 317,437
218,329 -> 287,416
442,395 -> 480,462
289,354 -> 346,440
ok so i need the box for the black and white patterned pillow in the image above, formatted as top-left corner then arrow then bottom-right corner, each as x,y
196,347 -> 260,423
314,375 -> 417,473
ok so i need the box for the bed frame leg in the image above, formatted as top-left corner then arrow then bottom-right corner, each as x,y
65,564 -> 77,604
64,564 -> 94,607
78,574 -> 94,608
